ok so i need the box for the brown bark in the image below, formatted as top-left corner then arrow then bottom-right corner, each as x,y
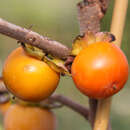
49,94 -> 90,120
0,18 -> 70,59
77,0 -> 111,34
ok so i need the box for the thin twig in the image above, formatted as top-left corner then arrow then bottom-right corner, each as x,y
0,86 -> 90,120
0,79 -> 90,120
0,78 -> 10,103
49,94 -> 90,120
0,18 -> 70,59
0,78 -> 8,93
88,99 -> 97,127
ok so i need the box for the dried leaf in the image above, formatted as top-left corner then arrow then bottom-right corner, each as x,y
22,43 -> 45,60
71,32 -> 115,56
71,32 -> 96,56
21,43 -> 71,76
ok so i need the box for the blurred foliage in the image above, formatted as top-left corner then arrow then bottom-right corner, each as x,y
0,0 -> 129,130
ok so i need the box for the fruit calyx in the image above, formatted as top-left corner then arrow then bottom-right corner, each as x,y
21,42 -> 71,76
10,96 -> 63,110
71,31 -> 115,56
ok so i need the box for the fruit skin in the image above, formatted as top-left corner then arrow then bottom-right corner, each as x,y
0,101 -> 10,115
71,42 -> 129,99
2,47 -> 60,102
4,104 -> 56,130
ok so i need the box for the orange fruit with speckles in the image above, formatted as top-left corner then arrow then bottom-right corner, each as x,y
2,47 -> 60,102
71,42 -> 129,99
4,104 -> 56,130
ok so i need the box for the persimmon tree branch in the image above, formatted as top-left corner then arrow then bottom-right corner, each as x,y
49,94 -> 90,120
0,81 -> 90,120
0,77 -> 8,93
88,99 -> 97,127
0,18 -> 70,59
77,0 -> 111,34
0,78 -> 10,103
0,1 -> 111,59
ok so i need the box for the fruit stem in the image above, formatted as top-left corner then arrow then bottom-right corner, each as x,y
93,0 -> 128,130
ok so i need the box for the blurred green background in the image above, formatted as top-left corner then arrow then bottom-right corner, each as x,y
0,0 -> 129,130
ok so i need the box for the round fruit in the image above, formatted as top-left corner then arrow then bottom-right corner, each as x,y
0,101 -> 10,115
2,47 -> 60,102
71,42 -> 129,99
4,104 -> 56,130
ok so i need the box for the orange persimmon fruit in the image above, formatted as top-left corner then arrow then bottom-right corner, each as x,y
71,42 -> 129,99
0,101 -> 10,115
2,47 -> 60,102
4,104 -> 56,130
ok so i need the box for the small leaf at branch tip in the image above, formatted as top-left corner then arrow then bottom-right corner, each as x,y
71,31 -> 116,56
21,43 -> 71,76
